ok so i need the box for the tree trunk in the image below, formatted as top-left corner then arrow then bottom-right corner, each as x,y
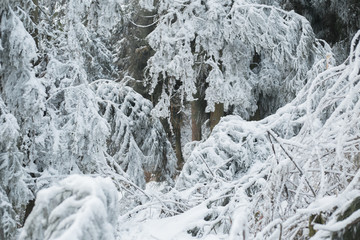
24,199 -> 35,225
191,99 -> 202,141
170,102 -> 184,170
174,123 -> 184,170
210,103 -> 224,131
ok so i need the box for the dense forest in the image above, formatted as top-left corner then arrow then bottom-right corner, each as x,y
1,0 -> 360,239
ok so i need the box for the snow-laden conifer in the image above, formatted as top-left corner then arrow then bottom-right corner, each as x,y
0,96 -> 32,239
1,0 -> 175,192
19,175 -> 118,240
145,0 -> 332,119
94,82 -> 177,188
119,31 -> 360,240
177,30 -> 360,239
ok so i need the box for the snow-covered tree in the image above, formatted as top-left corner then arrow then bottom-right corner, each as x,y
9,0 -> 122,81
180,30 -> 360,239
0,96 -> 32,210
94,81 -> 177,188
0,97 -> 32,239
265,0 -> 360,62
0,4 -> 37,233
1,0 -> 176,193
0,189 -> 17,240
19,175 -> 119,240
113,0 -> 156,83
1,0 -> 59,186
2,0 -> 359,239
118,31 -> 360,240
144,0 -> 331,120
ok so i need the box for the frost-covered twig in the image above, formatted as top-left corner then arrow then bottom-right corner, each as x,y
267,130 -> 316,197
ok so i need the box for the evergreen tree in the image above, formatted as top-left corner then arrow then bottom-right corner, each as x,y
19,175 -> 119,240
1,0 -> 176,192
145,0 -> 331,121
1,0 -> 359,239
0,97 -> 32,239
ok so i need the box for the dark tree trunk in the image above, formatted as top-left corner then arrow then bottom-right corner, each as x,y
24,199 -> 35,225
170,101 -> 184,170
191,99 -> 202,141
210,103 -> 224,131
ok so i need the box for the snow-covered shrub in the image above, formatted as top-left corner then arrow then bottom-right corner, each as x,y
176,116 -> 271,188
145,0 -> 331,119
19,175 -> 119,240
273,30 -> 360,239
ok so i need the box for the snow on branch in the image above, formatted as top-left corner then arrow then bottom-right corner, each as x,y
146,0 -> 331,118
183,30 -> 360,238
19,175 -> 119,240
0,97 -> 33,239
93,81 -> 177,188
123,30 -> 360,239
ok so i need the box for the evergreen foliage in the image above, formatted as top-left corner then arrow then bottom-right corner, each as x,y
1,1 -> 176,238
145,0 -> 331,119
0,0 -> 359,239
19,175 -> 119,240
0,96 -> 32,240
119,31 -> 360,239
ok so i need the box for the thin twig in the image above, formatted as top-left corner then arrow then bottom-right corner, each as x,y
197,152 -> 215,177
267,130 -> 316,197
